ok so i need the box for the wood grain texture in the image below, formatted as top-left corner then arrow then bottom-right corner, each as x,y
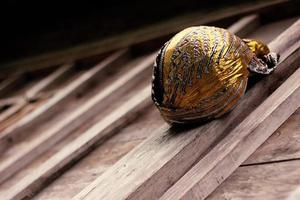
0,0 -> 289,76
0,52 -> 155,185
207,159 -> 300,200
243,108 -> 300,165
2,84 -> 153,199
160,67 -> 300,200
32,106 -> 164,200
74,19 -> 300,200
0,50 -> 128,154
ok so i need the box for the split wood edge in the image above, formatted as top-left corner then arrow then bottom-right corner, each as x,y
73,19 -> 300,200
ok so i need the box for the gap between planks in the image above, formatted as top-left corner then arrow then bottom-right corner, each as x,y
73,19 -> 300,200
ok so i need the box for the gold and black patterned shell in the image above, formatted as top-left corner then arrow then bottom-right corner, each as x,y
152,26 -> 259,124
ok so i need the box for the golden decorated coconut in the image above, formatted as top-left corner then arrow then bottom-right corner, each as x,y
152,26 -> 279,124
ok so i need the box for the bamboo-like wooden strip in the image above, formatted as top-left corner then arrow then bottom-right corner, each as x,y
0,0 -> 288,77
0,49 -> 128,154
2,86 -> 152,200
161,67 -> 300,200
74,19 -> 300,200
0,52 -> 155,185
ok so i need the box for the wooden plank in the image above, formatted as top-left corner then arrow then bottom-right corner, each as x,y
0,52 -> 155,185
243,108 -> 300,165
206,159 -> 300,200
0,64 -> 72,126
0,0 -> 289,76
0,49 -> 128,154
33,106 -> 164,199
74,19 -> 300,200
0,100 -> 26,124
227,14 -> 260,37
2,85 -> 152,200
160,67 -> 300,200
25,63 -> 73,101
0,76 -> 25,97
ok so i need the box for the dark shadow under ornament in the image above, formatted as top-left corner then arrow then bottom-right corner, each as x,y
151,26 -> 279,124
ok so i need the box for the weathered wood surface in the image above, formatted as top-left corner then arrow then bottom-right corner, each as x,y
2,86 -> 152,200
0,52 -> 155,185
0,0 -> 290,76
243,108 -> 300,165
73,19 -> 300,200
33,107 -> 163,200
0,50 -> 128,153
161,67 -> 300,200
207,159 -> 300,200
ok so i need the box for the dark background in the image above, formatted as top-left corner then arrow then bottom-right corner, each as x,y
0,0 -> 249,63
0,0 -> 297,65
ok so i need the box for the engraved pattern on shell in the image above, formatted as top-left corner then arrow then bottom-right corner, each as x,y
152,26 -> 255,124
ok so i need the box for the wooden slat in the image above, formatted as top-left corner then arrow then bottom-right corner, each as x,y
0,64 -> 73,126
25,63 -> 73,101
2,85 -> 152,200
0,0 -> 289,76
74,19 -> 300,200
227,14 -> 260,37
0,49 -> 128,154
0,52 -> 155,185
0,76 -> 25,97
160,67 -> 300,200
207,159 -> 300,200
243,108 -> 300,165
0,100 -> 26,124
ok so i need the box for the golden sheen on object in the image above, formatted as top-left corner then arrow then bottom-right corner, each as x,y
151,26 -> 279,124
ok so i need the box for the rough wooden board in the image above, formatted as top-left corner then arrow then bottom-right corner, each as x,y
0,72 -> 151,197
74,19 -> 300,200
206,159 -> 300,200
33,140 -> 142,200
0,52 -> 155,185
243,108 -> 300,165
2,84 -> 152,200
31,106 -> 163,199
0,50 -> 128,154
0,0 -> 289,76
160,67 -> 300,200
